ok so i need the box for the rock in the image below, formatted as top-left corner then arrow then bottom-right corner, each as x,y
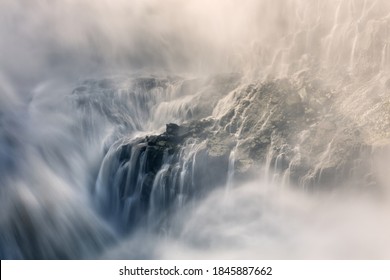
165,123 -> 180,136
98,76 -> 382,231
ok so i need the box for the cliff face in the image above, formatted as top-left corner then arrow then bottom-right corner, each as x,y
91,75 -> 388,232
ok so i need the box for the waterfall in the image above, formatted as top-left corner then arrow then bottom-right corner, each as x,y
1,0 -> 390,259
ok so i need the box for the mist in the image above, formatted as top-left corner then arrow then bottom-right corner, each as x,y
1,0 -> 390,259
130,179 -> 390,259
2,0 -> 389,81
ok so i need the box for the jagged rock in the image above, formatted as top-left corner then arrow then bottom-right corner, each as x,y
166,123 -> 180,135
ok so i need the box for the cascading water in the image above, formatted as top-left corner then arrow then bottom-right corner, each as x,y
1,0 -> 390,259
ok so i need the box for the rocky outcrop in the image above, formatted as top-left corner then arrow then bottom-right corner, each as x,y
95,76 -> 385,231
95,120 -> 230,231
211,79 -> 376,188
157,79 -> 375,189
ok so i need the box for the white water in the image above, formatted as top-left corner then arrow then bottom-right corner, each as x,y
1,0 -> 390,259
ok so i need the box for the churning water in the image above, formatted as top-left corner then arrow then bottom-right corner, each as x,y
1,0 -> 390,259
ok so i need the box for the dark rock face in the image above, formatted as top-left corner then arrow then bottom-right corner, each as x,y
166,123 -> 180,136
96,120 -> 229,232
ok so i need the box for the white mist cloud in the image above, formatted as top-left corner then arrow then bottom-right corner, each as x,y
104,178 -> 390,259
1,0 -> 390,84
165,181 -> 390,259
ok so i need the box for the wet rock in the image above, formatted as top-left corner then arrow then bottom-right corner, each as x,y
98,76 -> 383,232
205,79 -> 377,189
166,123 -> 180,135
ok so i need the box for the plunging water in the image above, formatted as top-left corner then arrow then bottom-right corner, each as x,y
1,0 -> 390,259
